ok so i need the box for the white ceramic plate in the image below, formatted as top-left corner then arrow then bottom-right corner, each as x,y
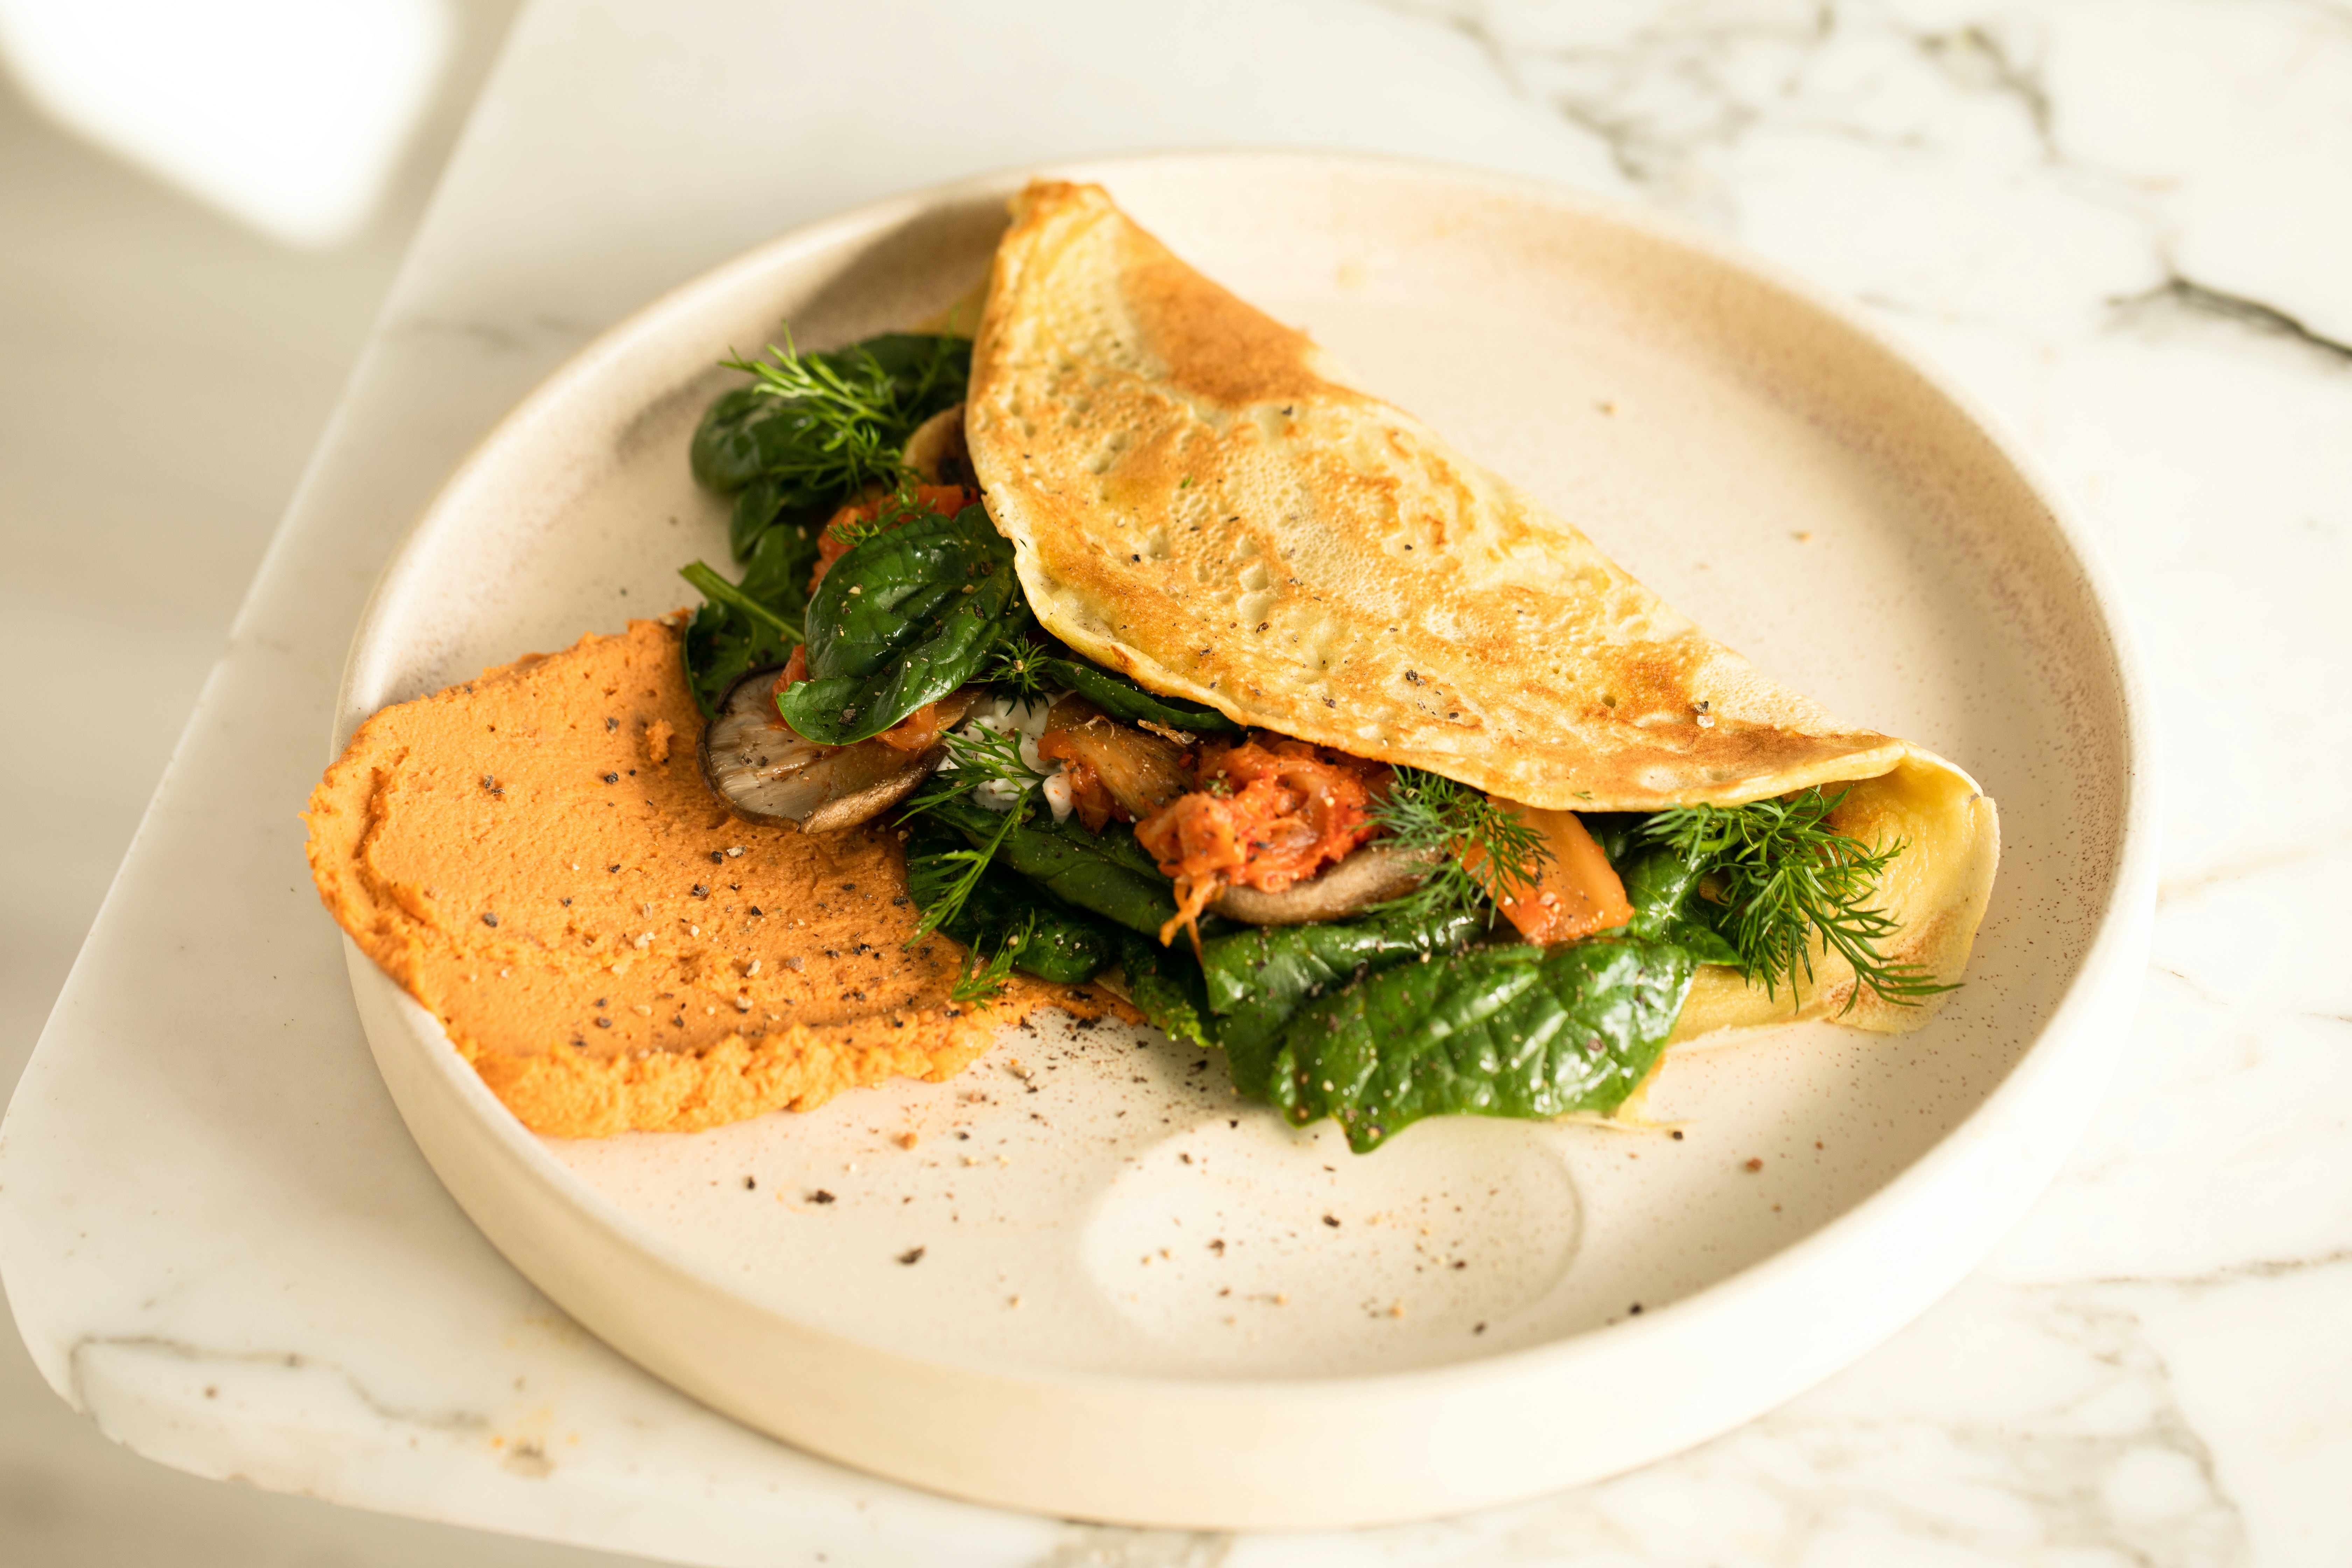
336,153 -> 2156,1530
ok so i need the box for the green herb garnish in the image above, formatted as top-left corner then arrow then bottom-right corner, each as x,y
899,722 -> 1049,944
1368,766 -> 1551,920
905,721 -> 1046,817
948,911 -> 1034,1004
904,789 -> 1029,948
717,328 -> 956,500
1640,786 -> 1951,1013
982,637 -> 1056,702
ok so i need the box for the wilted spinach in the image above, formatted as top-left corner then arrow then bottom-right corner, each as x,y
1200,904 -> 1488,1098
691,332 -> 971,560
1266,938 -> 1697,1152
676,510 -> 828,719
1616,846 -> 1744,967
905,822 -> 1121,988
777,505 -> 1026,744
1041,658 -> 1240,734
924,796 -> 1197,943
725,474 -> 835,564
1117,934 -> 1218,1053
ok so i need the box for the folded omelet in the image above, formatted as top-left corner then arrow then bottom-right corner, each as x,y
966,181 -> 1995,1035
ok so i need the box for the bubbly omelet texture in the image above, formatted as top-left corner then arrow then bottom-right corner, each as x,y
968,180 -> 1998,1035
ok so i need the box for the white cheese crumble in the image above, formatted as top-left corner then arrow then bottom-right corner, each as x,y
941,693 -> 1074,819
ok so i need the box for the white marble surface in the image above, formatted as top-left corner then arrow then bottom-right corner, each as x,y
2,0 -> 2346,1562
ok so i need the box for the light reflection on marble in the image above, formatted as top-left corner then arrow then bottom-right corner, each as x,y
2,1 -> 2346,1564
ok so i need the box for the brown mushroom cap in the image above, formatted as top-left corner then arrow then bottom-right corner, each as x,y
1208,842 -> 1441,925
903,402 -> 973,489
699,669 -> 969,833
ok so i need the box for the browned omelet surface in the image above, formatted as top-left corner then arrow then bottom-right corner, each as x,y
965,180 -> 1998,1035
968,180 -> 1913,813
304,617 -> 1118,1137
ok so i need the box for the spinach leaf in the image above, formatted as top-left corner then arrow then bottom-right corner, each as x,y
1618,846 -> 1743,967
1557,813 -> 1743,966
777,505 -> 1023,744
678,516 -> 822,721
691,385 -> 774,495
678,559 -> 803,721
1118,934 -> 1218,1052
1042,658 -> 1240,734
1265,938 -> 1697,1152
735,514 -> 820,615
924,796 -> 1201,942
726,475 -> 835,563
1582,813 -> 1646,866
905,824 -> 1120,987
1200,904 -> 1487,1099
691,333 -> 971,500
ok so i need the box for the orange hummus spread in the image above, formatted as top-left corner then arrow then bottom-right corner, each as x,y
303,616 -> 1116,1138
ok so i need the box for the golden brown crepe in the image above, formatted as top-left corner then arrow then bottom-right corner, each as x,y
966,180 -> 1997,1036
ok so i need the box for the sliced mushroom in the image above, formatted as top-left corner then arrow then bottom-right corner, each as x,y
699,670 -> 965,833
1210,842 -> 1443,926
1037,693 -> 1189,828
903,402 -> 973,489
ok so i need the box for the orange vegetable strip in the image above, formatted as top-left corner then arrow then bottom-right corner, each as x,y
1473,803 -> 1634,946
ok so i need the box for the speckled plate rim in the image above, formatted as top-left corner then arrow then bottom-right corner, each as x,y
336,150 -> 2160,1530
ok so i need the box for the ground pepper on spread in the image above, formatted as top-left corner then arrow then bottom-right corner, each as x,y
303,616 -> 1124,1138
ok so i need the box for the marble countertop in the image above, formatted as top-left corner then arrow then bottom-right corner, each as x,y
4,1 -> 2347,1562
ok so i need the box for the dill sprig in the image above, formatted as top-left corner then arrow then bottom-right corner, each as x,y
904,721 -> 1048,817
1369,766 -> 1552,921
1640,786 -> 1953,1014
948,911 -> 1035,1004
904,797 -> 1026,949
826,478 -> 945,555
901,721 -> 1049,945
720,328 -> 952,498
982,637 -> 1056,702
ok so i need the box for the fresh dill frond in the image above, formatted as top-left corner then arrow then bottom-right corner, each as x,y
720,328 -> 951,498
981,637 -> 1055,702
824,479 -> 937,554
824,509 -> 890,554
905,796 -> 1028,948
948,911 -> 1034,1004
904,721 -> 1048,817
1640,786 -> 1953,1013
1369,766 -> 1552,921
901,721 -> 1050,947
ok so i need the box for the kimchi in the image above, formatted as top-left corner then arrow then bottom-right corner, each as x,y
1134,736 -> 1391,946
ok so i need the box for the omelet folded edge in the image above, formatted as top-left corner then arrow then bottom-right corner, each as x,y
967,178 -> 1998,1032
